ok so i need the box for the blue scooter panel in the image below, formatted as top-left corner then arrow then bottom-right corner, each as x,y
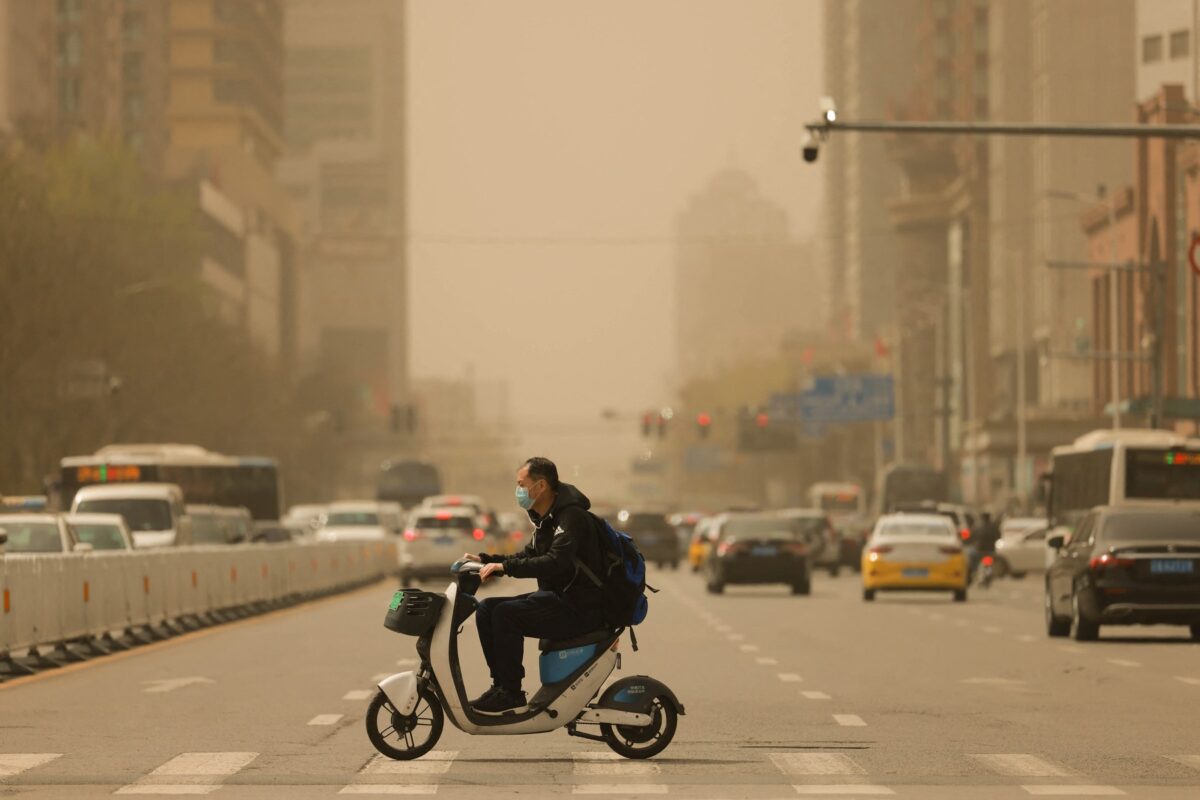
539,644 -> 598,685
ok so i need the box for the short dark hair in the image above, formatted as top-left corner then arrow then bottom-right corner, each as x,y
523,456 -> 559,489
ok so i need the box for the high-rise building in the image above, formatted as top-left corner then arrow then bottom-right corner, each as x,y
820,0 -> 921,343
279,0 -> 408,432
673,169 -> 812,384
0,0 -> 53,136
1136,0 -> 1195,102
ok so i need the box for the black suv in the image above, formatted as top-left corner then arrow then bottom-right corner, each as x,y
620,511 -> 681,569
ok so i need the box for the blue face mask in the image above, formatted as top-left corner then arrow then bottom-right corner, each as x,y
515,485 -> 534,510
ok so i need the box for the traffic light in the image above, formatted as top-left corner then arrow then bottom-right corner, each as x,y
641,412 -> 654,438
756,412 -> 770,429
696,412 -> 712,439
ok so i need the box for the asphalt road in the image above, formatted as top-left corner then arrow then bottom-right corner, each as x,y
2,563 -> 1199,798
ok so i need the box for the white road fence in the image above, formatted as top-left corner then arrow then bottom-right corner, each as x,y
0,541 -> 397,659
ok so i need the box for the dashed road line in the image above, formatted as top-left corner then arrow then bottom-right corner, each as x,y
115,752 -> 257,795
571,785 -> 668,795
756,657 -> 779,666
396,659 -> 419,667
802,691 -> 832,700
777,673 -> 803,683
0,754 -> 61,778
1165,755 -> 1200,770
1105,659 -> 1140,668
833,714 -> 867,727
739,644 -> 761,652
770,752 -> 864,776
982,626 -> 1003,634
339,786 -> 438,795
1020,787 -> 1124,796
308,714 -> 344,726
971,754 -> 1071,777
1017,635 -> 1037,643
344,690 -> 373,701
573,752 -> 661,776
1174,676 -> 1200,686
727,633 -> 745,642
792,786 -> 894,795
361,752 -> 459,776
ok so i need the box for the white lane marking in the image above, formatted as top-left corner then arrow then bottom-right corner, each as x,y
573,752 -> 661,776
1175,676 -> 1200,686
833,714 -> 867,727
756,657 -> 780,666
778,673 -> 803,683
770,752 -> 864,776
344,690 -> 373,701
0,754 -> 61,778
954,619 -> 969,627
371,673 -> 392,682
364,752 -> 458,776
1105,658 -> 1141,668
308,714 -> 344,726
792,786 -> 894,795
1017,635 -> 1037,643
1165,755 -> 1200,770
115,752 -> 258,795
142,677 -> 215,694
802,691 -> 832,700
339,787 -> 438,795
148,753 -> 258,777
971,754 -> 1071,777
396,659 -> 419,667
1020,787 -> 1125,796
1058,646 -> 1083,654
961,677 -> 1025,686
715,625 -> 731,633
727,634 -> 745,642
739,644 -> 761,652
571,785 -> 668,795
928,613 -> 945,621
983,626 -> 1003,634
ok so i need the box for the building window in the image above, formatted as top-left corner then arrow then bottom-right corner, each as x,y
58,75 -> 80,115
57,31 -> 80,67
1171,29 -> 1190,59
123,91 -> 144,120
214,78 -> 244,105
1143,34 -> 1164,63
56,0 -> 83,23
122,51 -> 143,82
122,11 -> 144,42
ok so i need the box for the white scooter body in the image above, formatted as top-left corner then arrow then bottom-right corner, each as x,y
378,566 -> 652,735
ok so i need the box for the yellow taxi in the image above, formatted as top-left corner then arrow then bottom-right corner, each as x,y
862,513 -> 968,602
687,516 -> 720,572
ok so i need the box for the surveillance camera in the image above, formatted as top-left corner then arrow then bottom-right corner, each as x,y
801,133 -> 819,163
819,95 -> 838,124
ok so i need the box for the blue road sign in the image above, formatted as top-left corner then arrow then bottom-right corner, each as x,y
793,374 -> 894,424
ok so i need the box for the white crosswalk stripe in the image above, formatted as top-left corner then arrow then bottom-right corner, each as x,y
833,714 -> 867,727
114,752 -> 257,795
571,786 -> 668,795
0,754 -> 62,779
344,690 -> 374,701
1166,755 -> 1200,770
573,752 -> 661,776
338,752 -> 457,795
1020,787 -> 1125,796
971,754 -> 1071,777
792,786 -> 894,796
308,714 -> 344,726
770,752 -> 865,776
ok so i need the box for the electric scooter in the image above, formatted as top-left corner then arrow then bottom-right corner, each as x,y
367,560 -> 684,760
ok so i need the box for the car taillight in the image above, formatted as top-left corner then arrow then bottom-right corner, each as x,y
959,528 -> 971,541
867,544 -> 892,562
981,555 -> 994,566
472,528 -> 485,541
403,529 -> 418,542
1089,553 -> 1135,571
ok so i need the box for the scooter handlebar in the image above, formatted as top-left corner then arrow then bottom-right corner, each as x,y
451,559 -> 484,574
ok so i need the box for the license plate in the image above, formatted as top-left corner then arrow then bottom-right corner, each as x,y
1150,559 -> 1195,575
752,546 -> 777,557
434,536 -> 454,546
902,568 -> 929,578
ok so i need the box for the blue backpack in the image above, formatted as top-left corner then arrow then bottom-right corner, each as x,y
574,513 -> 658,647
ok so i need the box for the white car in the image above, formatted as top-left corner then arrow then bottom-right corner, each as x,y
187,505 -> 253,546
0,514 -> 91,554
72,483 -> 190,549
63,513 -> 133,551
318,501 -> 392,542
994,523 -> 1051,577
399,507 -> 488,582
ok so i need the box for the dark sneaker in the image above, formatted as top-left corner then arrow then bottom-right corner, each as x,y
469,685 -> 501,707
472,688 -> 526,714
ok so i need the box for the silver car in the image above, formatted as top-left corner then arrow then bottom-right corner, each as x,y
399,507 -> 491,583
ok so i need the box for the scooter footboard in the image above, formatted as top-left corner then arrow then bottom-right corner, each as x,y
378,671 -> 420,715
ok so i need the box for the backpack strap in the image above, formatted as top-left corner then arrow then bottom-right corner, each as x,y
628,626 -> 639,652
573,556 -> 604,588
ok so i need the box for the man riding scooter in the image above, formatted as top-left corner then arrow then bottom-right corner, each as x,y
463,457 -> 606,714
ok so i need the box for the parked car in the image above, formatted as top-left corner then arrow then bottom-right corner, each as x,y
618,510 -> 680,569
1045,505 -> 1200,642
778,509 -> 840,576
187,505 -> 253,546
64,513 -> 133,551
72,483 -> 191,549
0,514 -> 89,554
862,513 -> 968,602
994,523 -> 1050,578
318,501 -> 394,542
705,513 -> 813,595
401,507 -> 487,582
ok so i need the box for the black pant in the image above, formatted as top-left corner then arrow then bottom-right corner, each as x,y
475,591 -> 600,691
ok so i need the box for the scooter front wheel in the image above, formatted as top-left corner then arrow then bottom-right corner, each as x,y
601,695 -> 678,759
366,686 -> 444,760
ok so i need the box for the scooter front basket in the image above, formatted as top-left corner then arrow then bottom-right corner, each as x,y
384,589 -> 446,636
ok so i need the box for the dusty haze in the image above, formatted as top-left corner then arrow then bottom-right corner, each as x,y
409,1 -> 825,496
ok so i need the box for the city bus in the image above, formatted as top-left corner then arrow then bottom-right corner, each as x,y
60,444 -> 283,521
874,463 -> 948,516
376,459 -> 442,508
1046,429 -> 1200,528
806,482 -> 866,519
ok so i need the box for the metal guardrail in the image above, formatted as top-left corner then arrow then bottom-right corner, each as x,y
0,540 -> 397,678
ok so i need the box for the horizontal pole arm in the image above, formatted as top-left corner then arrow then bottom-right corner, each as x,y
1044,260 -> 1158,273
808,119 -> 1200,140
1046,350 -> 1153,362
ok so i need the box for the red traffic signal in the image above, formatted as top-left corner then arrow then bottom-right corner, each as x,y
696,412 -> 712,439
756,412 -> 770,428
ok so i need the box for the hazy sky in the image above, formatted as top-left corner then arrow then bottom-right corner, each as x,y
408,1 -> 824,492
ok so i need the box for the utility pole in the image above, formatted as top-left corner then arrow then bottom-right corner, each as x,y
1103,186 -> 1121,430
1014,250 -> 1028,512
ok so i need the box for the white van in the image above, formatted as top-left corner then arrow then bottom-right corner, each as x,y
72,483 -> 191,549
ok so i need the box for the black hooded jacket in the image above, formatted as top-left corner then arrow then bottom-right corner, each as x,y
480,482 -> 605,614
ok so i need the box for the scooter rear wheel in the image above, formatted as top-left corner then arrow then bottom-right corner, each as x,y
601,695 -> 678,759
366,686 -> 443,760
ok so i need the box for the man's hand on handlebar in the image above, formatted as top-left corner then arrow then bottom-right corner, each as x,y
462,553 -> 480,563
479,562 -> 504,583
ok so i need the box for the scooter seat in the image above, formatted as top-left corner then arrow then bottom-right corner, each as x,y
538,627 -> 617,653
